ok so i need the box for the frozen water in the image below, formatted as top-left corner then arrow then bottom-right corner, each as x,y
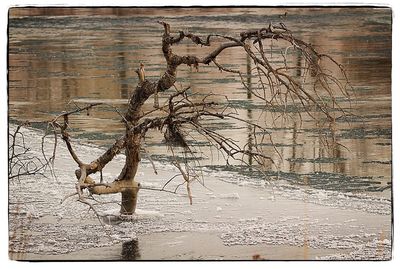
8,125 -> 392,260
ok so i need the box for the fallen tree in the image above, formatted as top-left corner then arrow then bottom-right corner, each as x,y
43,21 -> 351,216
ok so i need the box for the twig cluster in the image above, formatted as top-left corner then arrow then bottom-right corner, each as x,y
9,123 -> 49,181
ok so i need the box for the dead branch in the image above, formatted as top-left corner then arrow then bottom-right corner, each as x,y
9,123 -> 50,181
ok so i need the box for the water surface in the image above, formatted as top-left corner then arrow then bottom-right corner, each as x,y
8,9 -> 392,259
8,7 -> 392,198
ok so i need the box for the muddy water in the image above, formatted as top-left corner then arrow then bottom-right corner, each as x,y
8,7 -> 392,260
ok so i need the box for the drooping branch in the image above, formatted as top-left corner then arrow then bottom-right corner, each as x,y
156,21 -> 351,123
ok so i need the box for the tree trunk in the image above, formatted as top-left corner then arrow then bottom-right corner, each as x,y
118,133 -> 141,215
117,83 -> 148,214
120,188 -> 139,215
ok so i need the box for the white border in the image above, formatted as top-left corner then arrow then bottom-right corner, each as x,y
1,1 -> 398,269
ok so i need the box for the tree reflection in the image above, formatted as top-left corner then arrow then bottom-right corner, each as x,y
289,121 -> 298,173
246,51 -> 253,166
115,31 -> 129,99
331,127 -> 346,174
246,50 -> 252,99
121,239 -> 141,260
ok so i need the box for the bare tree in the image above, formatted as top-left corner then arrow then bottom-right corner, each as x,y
46,21 -> 351,216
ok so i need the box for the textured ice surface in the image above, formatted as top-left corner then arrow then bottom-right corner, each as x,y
219,193 -> 240,199
206,168 -> 391,215
8,125 -> 392,260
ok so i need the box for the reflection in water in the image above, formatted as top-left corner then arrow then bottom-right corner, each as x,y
115,31 -> 129,99
376,230 -> 386,259
247,108 -> 253,167
246,51 -> 253,166
121,239 -> 141,260
8,8 -> 392,195
290,122 -> 298,173
332,129 -> 346,174
296,50 -> 302,77
246,47 -> 252,99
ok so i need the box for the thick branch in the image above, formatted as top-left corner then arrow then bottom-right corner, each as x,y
86,135 -> 126,175
89,180 -> 140,195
